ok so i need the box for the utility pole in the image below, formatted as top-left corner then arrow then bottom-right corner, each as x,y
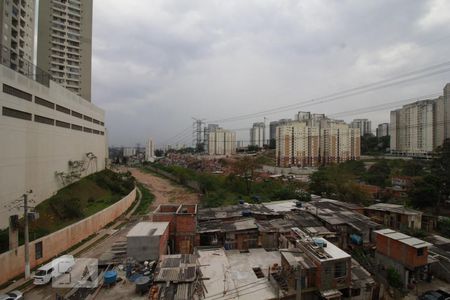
23,192 -> 30,279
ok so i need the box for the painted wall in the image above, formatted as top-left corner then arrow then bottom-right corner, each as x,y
0,188 -> 136,286
0,65 -> 107,228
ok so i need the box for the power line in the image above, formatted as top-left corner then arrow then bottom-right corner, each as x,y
208,62 -> 450,124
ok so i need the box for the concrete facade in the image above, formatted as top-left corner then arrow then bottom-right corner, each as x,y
350,118 -> 372,136
126,222 -> 169,262
205,125 -> 236,155
376,123 -> 389,137
0,0 -> 35,74
249,122 -> 265,147
37,0 -> 92,100
276,113 -> 360,167
0,64 -> 107,228
0,188 -> 136,286
145,138 -> 155,161
390,84 -> 450,156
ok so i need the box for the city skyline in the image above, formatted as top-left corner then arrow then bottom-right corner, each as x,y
91,0 -> 450,147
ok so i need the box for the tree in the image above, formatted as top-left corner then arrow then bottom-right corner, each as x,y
401,160 -> 424,177
430,138 -> 450,207
408,175 -> 439,208
363,160 -> 391,187
232,157 -> 260,194
154,149 -> 164,157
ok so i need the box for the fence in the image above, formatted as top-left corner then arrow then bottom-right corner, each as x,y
0,43 -> 51,86
0,188 -> 136,285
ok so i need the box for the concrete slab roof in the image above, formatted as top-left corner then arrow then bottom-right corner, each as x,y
262,199 -> 299,212
367,203 -> 422,215
197,248 -> 281,300
126,222 -> 169,237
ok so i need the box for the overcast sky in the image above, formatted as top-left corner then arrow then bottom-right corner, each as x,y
92,0 -> 450,148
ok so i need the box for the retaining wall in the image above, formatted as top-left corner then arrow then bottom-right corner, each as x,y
0,188 -> 136,285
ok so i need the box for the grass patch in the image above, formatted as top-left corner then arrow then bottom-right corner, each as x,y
133,183 -> 155,215
0,169 -> 135,253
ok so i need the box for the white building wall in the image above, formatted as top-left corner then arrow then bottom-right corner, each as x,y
0,65 -> 106,229
145,138 -> 155,161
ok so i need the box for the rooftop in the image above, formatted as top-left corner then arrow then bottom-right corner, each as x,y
375,229 -> 432,249
262,199 -> 300,212
197,204 -> 279,221
126,222 -> 169,237
198,217 -> 258,233
367,203 -> 422,216
197,248 -> 281,300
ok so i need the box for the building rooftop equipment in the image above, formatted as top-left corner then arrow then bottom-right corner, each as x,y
374,229 -> 432,249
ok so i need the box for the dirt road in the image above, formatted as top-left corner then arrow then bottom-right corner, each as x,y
128,167 -> 199,210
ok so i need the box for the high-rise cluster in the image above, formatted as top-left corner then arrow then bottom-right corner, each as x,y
350,118 -> 372,136
390,83 -> 450,157
276,112 -> 360,167
205,124 -> 236,156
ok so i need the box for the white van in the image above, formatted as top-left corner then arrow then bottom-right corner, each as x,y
33,255 -> 75,285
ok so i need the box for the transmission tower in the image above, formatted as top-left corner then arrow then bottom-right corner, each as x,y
192,118 -> 205,151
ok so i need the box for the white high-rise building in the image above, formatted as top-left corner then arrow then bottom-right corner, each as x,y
0,0 -> 35,75
250,122 -> 265,148
350,119 -> 372,136
205,125 -> 236,156
37,0 -> 93,101
145,138 -> 155,161
390,84 -> 450,157
376,123 -> 389,137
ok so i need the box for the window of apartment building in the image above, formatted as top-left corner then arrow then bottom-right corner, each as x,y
35,241 -> 43,260
417,248 -> 424,256
71,124 -> 82,131
83,115 -> 92,122
83,127 -> 92,133
3,84 -> 32,101
334,261 -> 347,278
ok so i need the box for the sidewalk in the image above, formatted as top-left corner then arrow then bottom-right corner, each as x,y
0,187 -> 142,295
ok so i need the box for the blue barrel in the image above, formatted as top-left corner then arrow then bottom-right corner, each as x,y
104,270 -> 117,285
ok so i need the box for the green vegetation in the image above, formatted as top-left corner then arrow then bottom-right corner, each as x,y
361,134 -> 390,155
387,267 -> 403,289
148,160 -> 307,208
134,183 -> 155,215
0,169 -> 134,253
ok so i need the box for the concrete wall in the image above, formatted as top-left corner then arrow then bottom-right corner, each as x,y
0,188 -> 136,285
0,65 -> 107,228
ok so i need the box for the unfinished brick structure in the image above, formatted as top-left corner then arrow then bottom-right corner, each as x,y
152,204 -> 197,254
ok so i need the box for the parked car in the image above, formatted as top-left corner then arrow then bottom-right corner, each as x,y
0,290 -> 23,300
33,255 -> 75,285
419,290 -> 450,300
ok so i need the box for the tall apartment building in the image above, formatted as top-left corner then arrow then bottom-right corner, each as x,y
269,119 -> 291,146
205,124 -> 236,156
0,0 -> 35,75
37,0 -> 92,101
350,118 -> 372,136
249,122 -> 265,147
276,121 -> 320,167
276,113 -> 360,167
390,84 -> 450,157
376,123 -> 389,137
145,138 -> 155,161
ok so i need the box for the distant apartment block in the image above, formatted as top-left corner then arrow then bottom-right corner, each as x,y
37,0 -> 93,101
205,124 -> 236,155
390,83 -> 450,156
350,118 -> 372,136
145,138 -> 155,161
0,0 -> 35,75
249,122 -> 265,147
276,112 -> 360,167
376,122 -> 389,137
269,118 -> 291,147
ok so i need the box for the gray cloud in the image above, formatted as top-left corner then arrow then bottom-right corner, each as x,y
92,0 -> 450,147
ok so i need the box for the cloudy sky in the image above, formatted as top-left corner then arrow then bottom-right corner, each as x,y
92,0 -> 450,148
